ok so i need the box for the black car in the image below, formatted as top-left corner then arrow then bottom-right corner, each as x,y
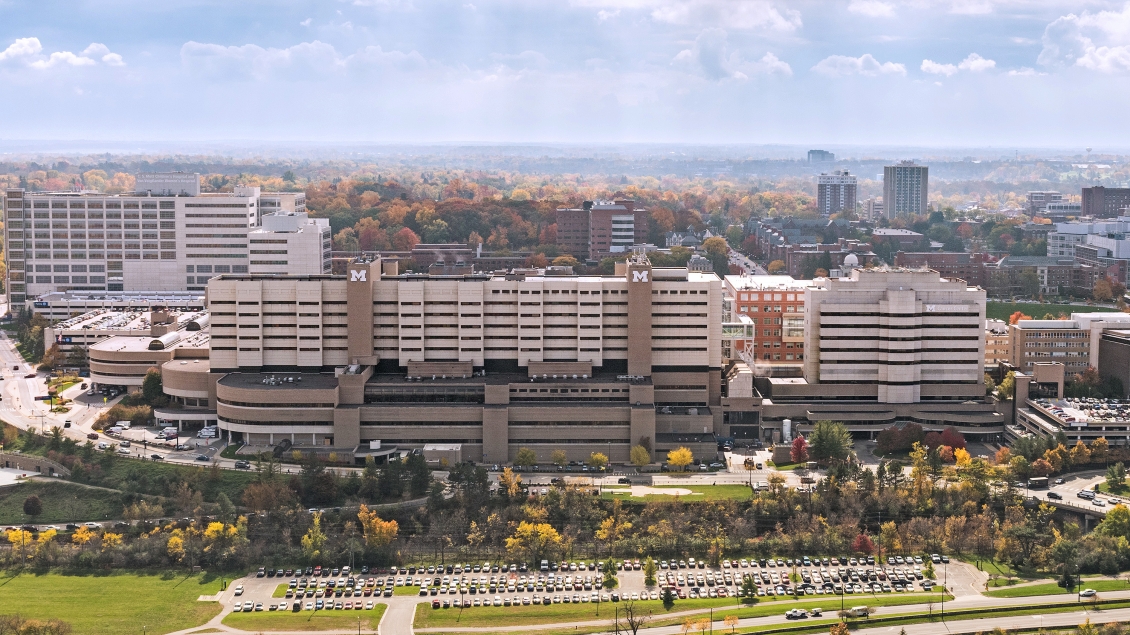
150,454 -> 163,461
617,477 -> 632,485
195,454 -> 210,462
234,460 -> 251,469
1047,492 -> 1062,500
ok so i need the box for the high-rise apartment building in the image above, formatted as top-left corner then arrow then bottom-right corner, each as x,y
862,197 -> 883,221
807,150 -> 834,163
1082,187 -> 1130,218
882,161 -> 929,217
816,170 -> 857,217
555,200 -> 649,261
2,173 -> 329,308
166,252 -> 723,462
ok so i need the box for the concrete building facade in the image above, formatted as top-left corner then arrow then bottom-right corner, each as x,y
554,200 -> 649,261
882,162 -> 929,217
2,173 -> 327,309
164,252 -> 724,463
816,171 -> 857,217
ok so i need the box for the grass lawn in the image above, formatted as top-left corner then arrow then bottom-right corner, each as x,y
1096,481 -> 1129,495
80,453 -> 256,505
602,485 -> 753,502
767,461 -> 802,471
273,584 -> 289,598
0,570 -> 221,635
985,301 -> 1113,323
413,590 -> 949,629
222,604 -> 386,632
960,557 -> 1025,580
396,585 -> 423,596
0,479 -> 139,524
985,578 -> 1130,597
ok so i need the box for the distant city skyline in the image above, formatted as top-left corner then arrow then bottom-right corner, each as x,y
1,1 -> 1129,146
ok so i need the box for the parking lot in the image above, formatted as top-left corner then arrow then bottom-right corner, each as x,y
228,554 -> 942,614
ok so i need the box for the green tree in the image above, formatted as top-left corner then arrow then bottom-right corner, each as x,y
643,556 -> 657,587
1107,462 -> 1127,491
808,420 -> 854,462
630,444 -> 650,467
997,371 -> 1016,400
141,367 -> 165,406
22,495 -> 42,519
603,557 -> 619,589
514,447 -> 537,467
551,450 -> 568,468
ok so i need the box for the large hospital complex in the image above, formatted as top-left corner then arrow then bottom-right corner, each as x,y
4,174 -> 1098,462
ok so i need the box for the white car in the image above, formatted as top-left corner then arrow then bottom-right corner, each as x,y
234,585 -> 244,596
1080,588 -> 1097,597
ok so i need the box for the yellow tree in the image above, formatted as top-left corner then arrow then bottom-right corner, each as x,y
505,521 -> 562,563
302,512 -> 327,560
101,532 -> 123,550
724,615 -> 739,633
499,467 -> 523,499
6,529 -> 33,559
167,533 -> 186,562
71,526 -> 93,550
1070,441 -> 1091,466
1092,437 -> 1110,463
357,504 -> 399,549
589,452 -> 609,470
954,447 -> 972,468
667,447 -> 694,472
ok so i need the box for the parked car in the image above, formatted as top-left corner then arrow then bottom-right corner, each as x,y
87,433 -> 99,440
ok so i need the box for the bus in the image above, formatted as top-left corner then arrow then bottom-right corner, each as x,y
1028,476 -> 1049,489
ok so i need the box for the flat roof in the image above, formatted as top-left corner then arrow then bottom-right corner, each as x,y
90,330 -> 211,353
1030,397 -> 1130,426
53,309 -> 207,332
217,372 -> 340,390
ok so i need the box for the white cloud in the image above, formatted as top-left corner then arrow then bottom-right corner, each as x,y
811,53 -> 905,76
1008,67 -> 1043,76
921,59 -> 957,76
958,52 -> 995,71
1039,4 -> 1130,72
576,0 -> 801,32
673,29 -> 791,80
848,0 -> 895,18
0,38 -> 123,68
1010,36 -> 1036,45
30,51 -> 97,69
597,9 -> 619,21
0,37 -> 43,62
83,43 -> 126,66
921,52 -> 994,76
300,18 -> 313,26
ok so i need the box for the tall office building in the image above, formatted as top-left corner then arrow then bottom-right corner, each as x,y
1082,186 -> 1130,218
555,200 -> 649,261
807,150 -> 835,163
2,173 -> 330,308
882,161 -> 929,217
862,197 -> 884,221
816,170 -> 857,217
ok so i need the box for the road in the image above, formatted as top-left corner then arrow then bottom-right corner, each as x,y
729,250 -> 766,275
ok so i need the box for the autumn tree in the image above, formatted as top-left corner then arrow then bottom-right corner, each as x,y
852,533 -> 875,555
1008,311 -> 1032,325
551,449 -> 568,468
790,436 -> 809,463
392,227 -> 420,251
589,451 -> 609,470
301,512 -> 328,560
357,504 -> 399,548
767,260 -> 786,274
667,446 -> 694,471
505,521 -> 562,563
498,467 -> 523,499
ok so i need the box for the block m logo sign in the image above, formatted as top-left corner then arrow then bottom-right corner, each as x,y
631,270 -> 649,283
350,269 -> 367,282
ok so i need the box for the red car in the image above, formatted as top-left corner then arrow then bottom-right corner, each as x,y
87,433 -> 99,440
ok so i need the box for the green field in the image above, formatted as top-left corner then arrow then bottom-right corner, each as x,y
985,578 -> 1130,598
0,571 -> 221,635
0,479 -> 138,524
985,301 -> 1114,323
413,589 -> 949,628
602,484 -> 753,501
222,604 -> 386,632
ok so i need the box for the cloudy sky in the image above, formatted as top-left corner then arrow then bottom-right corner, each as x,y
1,0 -> 1129,148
